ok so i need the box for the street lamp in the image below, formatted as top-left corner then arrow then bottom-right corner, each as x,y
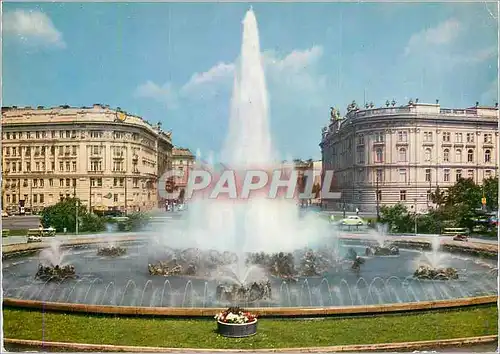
376,173 -> 380,222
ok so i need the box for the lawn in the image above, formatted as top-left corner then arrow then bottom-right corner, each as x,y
3,306 -> 497,349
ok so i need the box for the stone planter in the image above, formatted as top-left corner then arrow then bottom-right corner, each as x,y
217,320 -> 258,338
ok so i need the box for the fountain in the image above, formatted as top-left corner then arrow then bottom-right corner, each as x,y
36,240 -> 76,281
2,8 -> 498,310
413,236 -> 458,280
365,224 -> 400,256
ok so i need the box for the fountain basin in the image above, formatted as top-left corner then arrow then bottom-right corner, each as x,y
217,319 -> 257,338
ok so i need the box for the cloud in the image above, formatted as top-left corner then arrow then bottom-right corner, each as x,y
181,62 -> 235,95
135,45 -> 325,106
3,9 -> 65,48
404,18 -> 461,56
134,81 -> 178,108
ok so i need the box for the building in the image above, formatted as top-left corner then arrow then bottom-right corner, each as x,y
320,101 -> 499,213
165,147 -> 195,203
1,104 -> 173,214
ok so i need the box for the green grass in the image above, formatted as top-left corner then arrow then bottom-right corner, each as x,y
3,306 -> 497,349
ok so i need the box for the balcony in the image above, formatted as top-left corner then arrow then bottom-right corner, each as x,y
88,170 -> 104,174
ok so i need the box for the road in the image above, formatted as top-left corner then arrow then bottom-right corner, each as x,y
2,215 -> 41,230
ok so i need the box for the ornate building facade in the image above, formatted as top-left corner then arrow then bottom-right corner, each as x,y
1,104 -> 173,214
166,147 -> 195,202
320,101 -> 499,213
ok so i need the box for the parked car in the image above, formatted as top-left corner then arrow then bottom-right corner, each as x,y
27,235 -> 42,243
340,215 -> 366,226
453,234 -> 469,242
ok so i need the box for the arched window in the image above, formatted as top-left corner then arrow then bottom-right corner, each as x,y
424,148 -> 431,162
443,149 -> 449,162
485,149 -> 491,163
455,149 -> 462,163
399,148 -> 407,162
467,149 -> 474,162
375,148 -> 383,163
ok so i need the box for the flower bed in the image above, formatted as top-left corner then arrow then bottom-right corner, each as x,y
215,307 -> 258,338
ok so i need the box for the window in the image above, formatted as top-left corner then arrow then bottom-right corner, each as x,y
51,162 -> 55,171
398,131 -> 407,142
427,190 -> 432,202
400,190 -> 407,201
399,169 -> 407,183
97,178 -> 102,187
467,149 -> 474,162
425,168 -> 431,182
485,170 -> 492,179
72,146 -> 77,155
456,169 -> 462,181
33,179 -> 38,188
26,162 -> 31,172
33,194 -> 38,203
375,148 -> 384,162
375,169 -> 384,182
374,132 -> 384,143
59,179 -> 64,187
35,162 -> 40,171
90,161 -> 102,171
133,178 -> 139,188
466,133 -> 474,143
40,179 -> 44,187
59,162 -> 64,171
66,179 -> 70,187
72,161 -> 77,171
443,149 -> 450,162
65,162 -> 70,172
455,133 -> 463,143
484,133 -> 493,143
442,132 -> 451,142
113,194 -> 119,202
114,178 -> 118,187
424,148 -> 432,162
72,178 -> 76,187
399,148 -> 407,162
376,190 -> 382,201
455,149 -> 462,162
40,194 -> 44,203
357,150 -> 365,164
485,150 -> 491,163
444,169 -> 450,182
467,170 -> 474,181
49,179 -> 53,187
424,132 -> 433,142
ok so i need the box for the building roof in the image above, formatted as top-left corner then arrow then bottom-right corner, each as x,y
172,147 -> 195,158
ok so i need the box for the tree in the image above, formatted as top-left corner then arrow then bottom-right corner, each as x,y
379,203 -> 413,233
430,186 -> 447,207
446,178 -> 481,209
40,198 -> 88,233
482,176 -> 498,211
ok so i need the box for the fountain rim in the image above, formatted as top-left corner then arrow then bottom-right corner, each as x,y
2,235 -> 497,318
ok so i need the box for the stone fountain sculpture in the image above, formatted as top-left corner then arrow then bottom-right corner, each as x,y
216,280 -> 272,303
413,265 -> 459,280
365,244 -> 400,256
35,264 -> 76,281
97,245 -> 127,257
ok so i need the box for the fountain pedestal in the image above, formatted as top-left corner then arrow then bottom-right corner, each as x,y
216,281 -> 271,303
35,264 -> 76,281
217,319 -> 258,338
413,265 -> 458,280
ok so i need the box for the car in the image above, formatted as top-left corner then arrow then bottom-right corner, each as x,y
340,215 -> 366,226
27,235 -> 42,243
453,234 -> 468,242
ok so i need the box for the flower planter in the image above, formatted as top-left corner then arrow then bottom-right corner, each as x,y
217,319 -> 258,338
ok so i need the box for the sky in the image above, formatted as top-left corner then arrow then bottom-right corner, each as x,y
2,2 -> 499,160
